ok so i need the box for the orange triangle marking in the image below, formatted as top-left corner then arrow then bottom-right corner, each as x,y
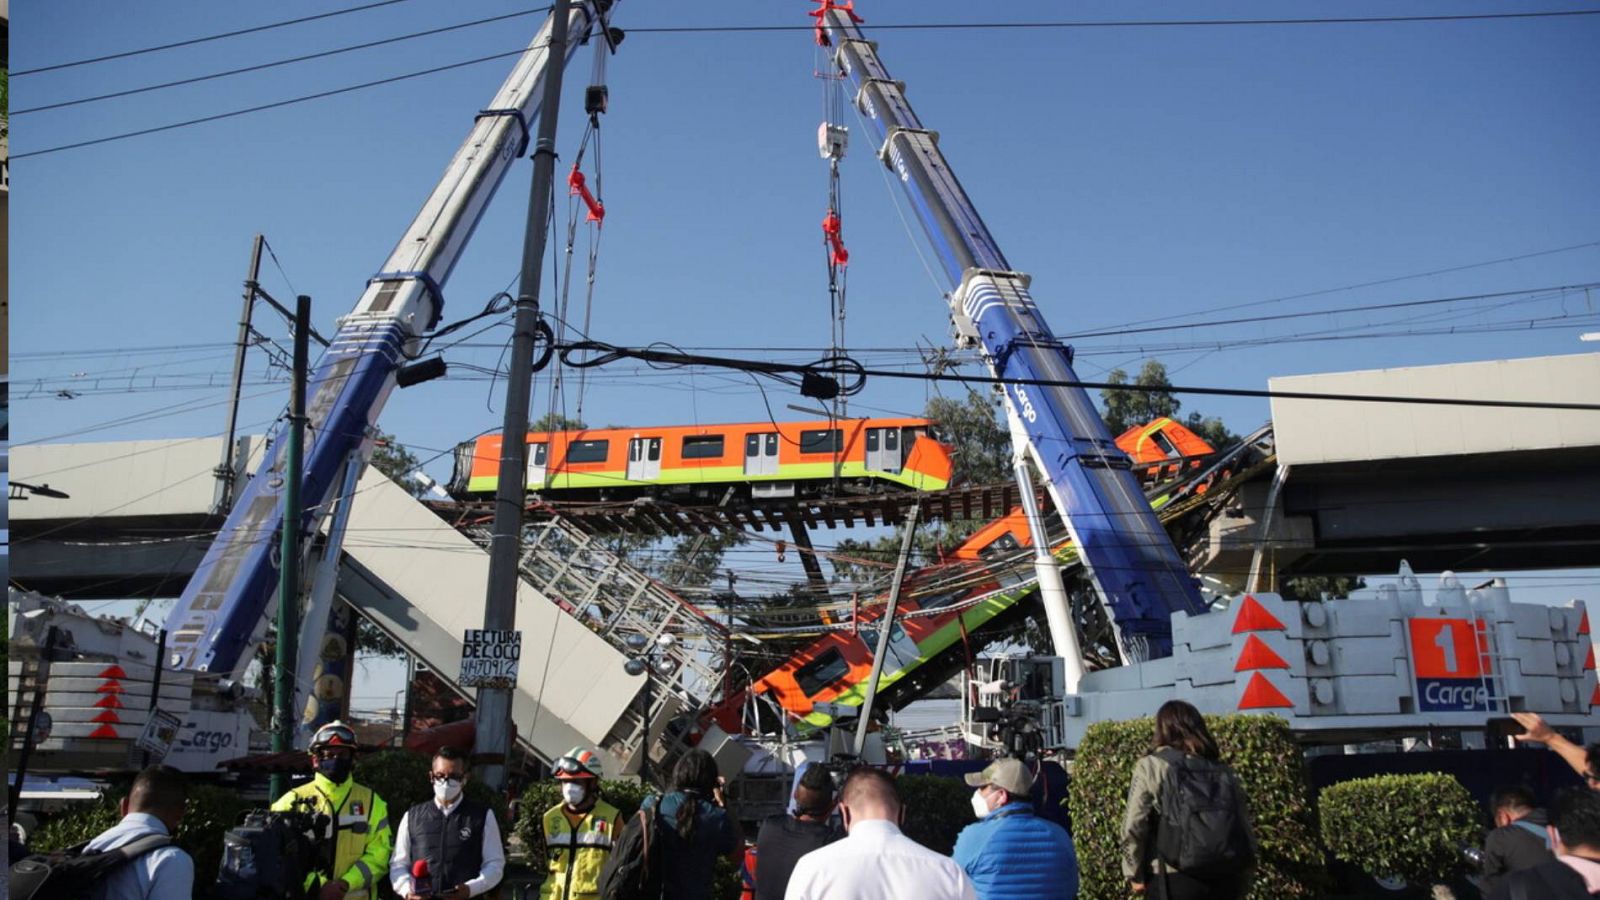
1238,672 -> 1294,709
97,665 -> 128,679
94,695 -> 125,709
87,725 -> 121,739
1585,645 -> 1596,672
1581,610 -> 1592,636
1235,634 -> 1291,671
91,710 -> 121,724
1591,683 -> 1600,707
1232,595 -> 1287,634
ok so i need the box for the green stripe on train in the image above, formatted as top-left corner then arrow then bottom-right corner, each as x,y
466,461 -> 948,494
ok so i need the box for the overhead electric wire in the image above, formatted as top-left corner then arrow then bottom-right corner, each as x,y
19,9 -> 1600,158
13,0 -> 424,77
13,6 -> 557,115
625,10 -> 1600,33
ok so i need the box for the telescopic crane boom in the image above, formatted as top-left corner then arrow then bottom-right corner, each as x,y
817,7 -> 1207,661
165,2 -> 611,677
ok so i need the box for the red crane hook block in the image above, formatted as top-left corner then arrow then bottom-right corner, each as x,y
568,165 -> 605,224
809,0 -> 864,47
822,209 -> 849,266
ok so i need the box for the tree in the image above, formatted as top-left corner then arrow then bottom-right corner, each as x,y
1099,360 -> 1182,436
369,431 -> 427,498
1280,575 -> 1366,603
830,389 -> 1009,584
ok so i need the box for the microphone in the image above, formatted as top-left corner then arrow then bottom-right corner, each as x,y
412,859 -> 434,898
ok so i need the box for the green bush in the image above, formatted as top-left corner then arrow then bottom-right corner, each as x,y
897,773 -> 976,856
31,782 -> 253,898
1068,713 -> 1327,900
1319,772 -> 1480,888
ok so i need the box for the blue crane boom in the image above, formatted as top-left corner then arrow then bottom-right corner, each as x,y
165,3 -> 607,677
819,9 -> 1207,659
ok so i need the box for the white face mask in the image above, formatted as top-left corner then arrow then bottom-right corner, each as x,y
433,777 -> 463,804
561,782 -> 588,807
970,789 -> 993,820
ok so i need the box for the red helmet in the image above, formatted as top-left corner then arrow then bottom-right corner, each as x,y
552,746 -> 603,780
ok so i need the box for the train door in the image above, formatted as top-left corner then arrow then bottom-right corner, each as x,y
744,432 -> 779,475
526,442 -> 548,488
627,436 -> 662,481
864,428 -> 903,473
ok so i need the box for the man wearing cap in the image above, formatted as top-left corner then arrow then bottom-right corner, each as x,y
952,758 -> 1079,900
272,721 -> 394,900
540,746 -> 622,900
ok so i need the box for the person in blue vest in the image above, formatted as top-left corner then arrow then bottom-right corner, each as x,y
952,758 -> 1079,900
389,746 -> 506,899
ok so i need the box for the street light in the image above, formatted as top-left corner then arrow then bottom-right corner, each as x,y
623,633 -> 677,786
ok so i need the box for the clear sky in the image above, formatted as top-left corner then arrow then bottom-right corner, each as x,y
10,2 -> 1600,708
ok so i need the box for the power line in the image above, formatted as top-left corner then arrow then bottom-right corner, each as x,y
12,45 -> 545,160
624,10 -> 1600,34
13,6 -> 555,116
18,9 -> 1600,158
12,0 -> 422,77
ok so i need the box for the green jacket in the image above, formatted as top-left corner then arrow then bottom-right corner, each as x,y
273,774 -> 393,898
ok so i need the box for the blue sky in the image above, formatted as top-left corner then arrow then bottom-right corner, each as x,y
10,2 -> 1600,705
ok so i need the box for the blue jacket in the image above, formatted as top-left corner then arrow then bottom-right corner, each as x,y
952,801 -> 1079,900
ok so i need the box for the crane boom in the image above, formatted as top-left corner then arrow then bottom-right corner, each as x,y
820,9 -> 1206,658
165,2 -> 607,676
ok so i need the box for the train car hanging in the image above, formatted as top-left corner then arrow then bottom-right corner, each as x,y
449,417 -> 954,502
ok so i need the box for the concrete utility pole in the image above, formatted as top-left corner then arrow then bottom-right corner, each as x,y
214,234 -> 264,515
270,295 -> 311,800
476,0 -> 574,791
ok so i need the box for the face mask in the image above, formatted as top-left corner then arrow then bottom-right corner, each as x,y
433,777 -> 463,804
316,755 -> 353,784
561,782 -> 588,807
970,790 -> 993,820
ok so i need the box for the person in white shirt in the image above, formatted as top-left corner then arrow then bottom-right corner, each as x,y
784,766 -> 977,900
389,747 -> 505,899
84,765 -> 195,900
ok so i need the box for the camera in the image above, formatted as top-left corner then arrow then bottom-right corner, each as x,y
214,807 -> 330,900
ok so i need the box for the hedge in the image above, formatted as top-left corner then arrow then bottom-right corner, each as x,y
1318,772 -> 1480,887
32,782 -> 254,898
1068,713 -> 1326,900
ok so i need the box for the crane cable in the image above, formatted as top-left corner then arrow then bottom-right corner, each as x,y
554,28 -> 612,424
815,0 -> 855,492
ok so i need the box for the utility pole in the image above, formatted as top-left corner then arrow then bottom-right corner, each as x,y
270,295 -> 311,800
476,0 -> 573,792
214,234 -> 264,515
853,503 -> 920,757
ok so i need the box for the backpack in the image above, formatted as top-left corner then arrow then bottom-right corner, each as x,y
9,833 -> 173,900
598,796 -> 664,900
1152,748 -> 1255,877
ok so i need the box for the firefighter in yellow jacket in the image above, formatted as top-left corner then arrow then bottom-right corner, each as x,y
540,746 -> 622,900
272,721 -> 394,900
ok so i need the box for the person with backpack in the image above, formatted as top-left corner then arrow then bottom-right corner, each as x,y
952,758 -> 1079,899
1482,785 -> 1556,895
752,763 -> 842,900
648,749 -> 743,900
1489,786 -> 1600,900
1120,701 -> 1257,900
538,746 -> 622,900
81,764 -> 194,900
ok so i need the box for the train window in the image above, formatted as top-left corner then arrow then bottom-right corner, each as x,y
865,430 -> 879,451
532,443 -> 548,466
647,438 -> 661,461
978,532 -> 1020,562
794,647 -> 851,696
799,429 -> 843,454
568,439 -> 609,463
920,589 -> 967,611
1151,429 -> 1180,458
682,435 -> 725,459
